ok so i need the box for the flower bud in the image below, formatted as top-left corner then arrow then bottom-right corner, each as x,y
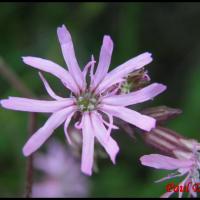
141,106 -> 182,123
142,126 -> 193,157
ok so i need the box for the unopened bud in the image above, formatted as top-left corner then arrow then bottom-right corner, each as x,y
142,126 -> 192,157
141,106 -> 182,123
179,138 -> 200,151
173,149 -> 193,160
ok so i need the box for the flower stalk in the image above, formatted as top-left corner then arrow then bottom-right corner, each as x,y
0,58 -> 35,197
25,113 -> 37,198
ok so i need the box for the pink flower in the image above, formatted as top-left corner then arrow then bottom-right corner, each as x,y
140,143 -> 200,198
0,25 -> 166,175
32,140 -> 90,197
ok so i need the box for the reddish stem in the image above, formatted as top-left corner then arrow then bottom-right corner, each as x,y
25,113 -> 37,198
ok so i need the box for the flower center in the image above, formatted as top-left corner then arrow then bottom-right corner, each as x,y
121,81 -> 133,94
77,92 -> 98,112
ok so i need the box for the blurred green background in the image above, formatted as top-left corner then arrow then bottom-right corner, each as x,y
1,2 -> 200,197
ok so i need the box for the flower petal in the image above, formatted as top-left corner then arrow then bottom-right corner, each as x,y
102,83 -> 166,106
81,112 -> 95,176
155,170 -> 188,183
22,56 -> 79,94
92,35 -> 113,88
57,25 -> 84,89
38,72 -> 66,100
90,111 -> 119,164
82,60 -> 96,80
23,106 -> 76,156
140,154 -> 194,170
1,97 -> 74,113
64,111 -> 76,145
96,52 -> 153,94
160,191 -> 175,198
178,176 -> 189,198
100,104 -> 155,131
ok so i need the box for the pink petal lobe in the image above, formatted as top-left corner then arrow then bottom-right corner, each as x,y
23,106 -> 77,156
178,177 -> 188,198
102,83 -> 166,106
64,111 -> 76,145
100,104 -> 155,132
92,35 -> 113,88
160,191 -> 175,198
57,25 -> 84,89
91,111 -> 119,164
140,154 -> 194,170
96,52 -> 153,94
22,56 -> 79,94
38,72 -> 66,100
1,97 -> 74,113
81,112 -> 95,176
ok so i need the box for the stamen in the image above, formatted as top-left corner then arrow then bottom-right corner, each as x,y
77,92 -> 98,112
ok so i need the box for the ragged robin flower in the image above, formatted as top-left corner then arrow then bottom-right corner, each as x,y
0,25 -> 166,175
140,141 -> 200,198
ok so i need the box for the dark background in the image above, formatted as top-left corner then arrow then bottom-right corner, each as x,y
0,2 -> 200,197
